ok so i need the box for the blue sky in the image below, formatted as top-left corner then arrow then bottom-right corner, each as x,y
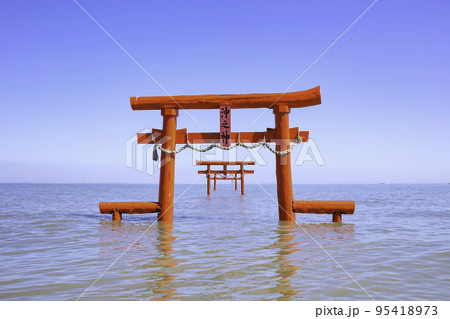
0,0 -> 449,183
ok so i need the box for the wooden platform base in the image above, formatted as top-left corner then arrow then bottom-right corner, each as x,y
292,200 -> 355,222
99,202 -> 160,221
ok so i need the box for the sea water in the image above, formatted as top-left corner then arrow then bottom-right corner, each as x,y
0,183 -> 448,300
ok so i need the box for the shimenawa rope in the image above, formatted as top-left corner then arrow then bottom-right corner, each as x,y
152,132 -> 303,161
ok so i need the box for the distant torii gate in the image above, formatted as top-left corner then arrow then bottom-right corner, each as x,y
196,160 -> 255,195
99,86 -> 355,222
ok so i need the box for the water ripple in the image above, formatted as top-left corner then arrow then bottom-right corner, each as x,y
0,183 -> 448,300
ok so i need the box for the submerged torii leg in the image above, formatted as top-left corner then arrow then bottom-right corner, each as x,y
112,209 -> 122,221
240,164 -> 245,195
158,108 -> 178,222
207,165 -> 211,196
274,104 -> 295,222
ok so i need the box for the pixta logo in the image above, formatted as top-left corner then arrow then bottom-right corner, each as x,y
126,129 -> 326,175
126,128 -> 155,176
294,138 -> 326,166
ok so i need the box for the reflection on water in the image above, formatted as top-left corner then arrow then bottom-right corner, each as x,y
273,223 -> 355,300
93,216 -> 356,301
0,184 -> 449,300
152,223 -> 178,300
96,221 -> 179,300
273,223 -> 300,300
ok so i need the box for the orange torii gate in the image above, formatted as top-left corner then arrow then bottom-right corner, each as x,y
196,160 -> 255,195
99,86 -> 355,223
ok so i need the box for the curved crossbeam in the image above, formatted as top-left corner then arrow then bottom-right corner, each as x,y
131,87 -> 321,110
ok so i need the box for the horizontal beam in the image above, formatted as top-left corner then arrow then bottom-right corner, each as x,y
292,201 -> 355,214
99,202 -> 160,214
131,86 -> 321,110
198,170 -> 254,174
137,128 -> 309,144
196,160 -> 255,165
212,178 -> 241,181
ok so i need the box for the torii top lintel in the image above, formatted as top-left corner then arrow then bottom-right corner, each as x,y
130,86 -> 321,110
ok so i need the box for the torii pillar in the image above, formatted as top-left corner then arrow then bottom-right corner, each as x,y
158,108 -> 178,222
274,104 -> 295,222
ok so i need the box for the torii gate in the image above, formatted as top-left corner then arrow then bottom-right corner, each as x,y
99,86 -> 355,222
195,160 -> 256,195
